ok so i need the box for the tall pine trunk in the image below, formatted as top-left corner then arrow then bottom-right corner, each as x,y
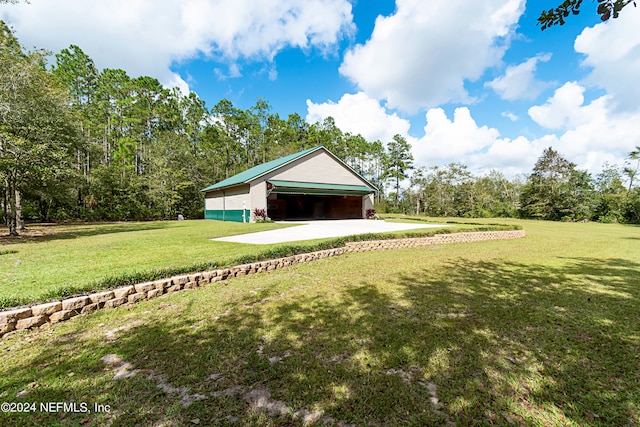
15,187 -> 23,231
2,178 -> 8,228
6,177 -> 18,236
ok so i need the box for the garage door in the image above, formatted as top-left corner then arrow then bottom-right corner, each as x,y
266,180 -> 374,220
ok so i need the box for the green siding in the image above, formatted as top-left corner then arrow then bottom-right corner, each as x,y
268,180 -> 374,195
205,210 -> 251,222
270,189 -> 370,196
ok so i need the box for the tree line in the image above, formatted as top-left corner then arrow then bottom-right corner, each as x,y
1,21 -> 390,234
391,146 -> 640,224
1,20 -> 639,235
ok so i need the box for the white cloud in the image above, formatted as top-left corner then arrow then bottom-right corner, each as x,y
574,8 -> 640,112
528,82 -> 610,131
528,82 -> 587,130
339,0 -> 525,112
417,108 -> 500,159
411,107 -> 541,175
164,73 -> 191,97
214,63 -> 243,81
514,8 -> 640,174
486,53 -> 553,100
2,0 -> 354,89
305,92 -> 411,143
471,136 -> 542,175
410,95 -> 640,178
550,97 -> 640,167
306,90 -> 638,178
501,111 -> 519,121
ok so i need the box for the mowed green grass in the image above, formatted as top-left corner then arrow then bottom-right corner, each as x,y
0,219 -> 463,307
0,219 -> 638,426
0,220 -> 294,304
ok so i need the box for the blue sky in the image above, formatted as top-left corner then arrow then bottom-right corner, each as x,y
3,0 -> 640,178
173,0 -> 398,122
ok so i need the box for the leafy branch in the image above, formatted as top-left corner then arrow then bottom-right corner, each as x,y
538,0 -> 636,30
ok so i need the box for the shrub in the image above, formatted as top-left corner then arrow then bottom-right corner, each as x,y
253,208 -> 271,222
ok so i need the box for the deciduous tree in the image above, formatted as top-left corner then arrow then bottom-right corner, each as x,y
0,21 -> 78,234
520,147 -> 595,220
594,162 -> 626,222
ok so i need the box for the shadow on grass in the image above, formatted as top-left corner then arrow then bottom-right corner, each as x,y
1,257 -> 639,426
0,221 -> 172,245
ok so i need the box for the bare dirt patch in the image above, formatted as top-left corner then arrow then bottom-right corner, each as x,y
0,227 -> 53,243
101,353 -> 207,407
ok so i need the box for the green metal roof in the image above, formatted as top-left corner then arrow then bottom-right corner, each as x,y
201,146 -> 320,192
268,180 -> 374,196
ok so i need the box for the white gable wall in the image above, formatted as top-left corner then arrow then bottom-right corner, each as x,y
258,150 -> 369,186
363,193 -> 374,213
204,185 -> 250,211
205,192 -> 224,211
249,181 -> 267,220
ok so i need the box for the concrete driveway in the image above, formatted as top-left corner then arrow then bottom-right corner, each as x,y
213,219 -> 446,245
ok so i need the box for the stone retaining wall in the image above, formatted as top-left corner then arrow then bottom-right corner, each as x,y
0,229 -> 525,338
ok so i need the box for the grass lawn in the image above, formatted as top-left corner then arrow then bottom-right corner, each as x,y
0,220 -> 295,307
0,219 -> 638,426
0,219 -> 461,308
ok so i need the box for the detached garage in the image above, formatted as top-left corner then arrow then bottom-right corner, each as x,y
201,146 -> 377,222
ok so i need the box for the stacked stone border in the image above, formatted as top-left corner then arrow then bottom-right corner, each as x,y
0,229 -> 525,338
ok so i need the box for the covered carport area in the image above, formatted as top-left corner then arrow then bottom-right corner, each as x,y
266,180 -> 374,221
